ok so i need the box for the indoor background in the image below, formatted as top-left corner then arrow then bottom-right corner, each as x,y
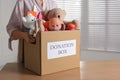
0,0 -> 120,69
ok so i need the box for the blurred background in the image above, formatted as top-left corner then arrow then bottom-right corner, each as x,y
1,0 -> 120,69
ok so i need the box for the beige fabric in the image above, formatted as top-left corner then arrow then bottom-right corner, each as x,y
7,0 -> 57,36
7,0 -> 57,62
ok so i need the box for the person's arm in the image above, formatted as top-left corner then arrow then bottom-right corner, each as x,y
7,0 -> 35,43
11,30 -> 35,43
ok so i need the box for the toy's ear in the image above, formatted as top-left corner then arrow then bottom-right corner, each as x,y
62,10 -> 66,18
22,17 -> 27,22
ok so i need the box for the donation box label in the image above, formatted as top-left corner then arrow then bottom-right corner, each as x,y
47,40 -> 76,59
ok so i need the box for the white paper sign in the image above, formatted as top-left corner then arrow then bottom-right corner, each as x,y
47,40 -> 76,59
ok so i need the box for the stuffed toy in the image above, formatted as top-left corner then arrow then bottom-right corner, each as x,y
71,20 -> 80,30
66,23 -> 76,30
64,20 -> 80,30
43,8 -> 66,30
22,13 -> 36,36
22,11 -> 45,37
48,18 -> 61,31
66,20 -> 80,30
22,5 -> 45,37
44,8 -> 80,30
45,8 -> 66,22
37,12 -> 45,32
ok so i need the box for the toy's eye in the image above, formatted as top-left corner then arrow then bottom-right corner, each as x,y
58,15 -> 60,19
56,25 -> 58,27
32,20 -> 34,21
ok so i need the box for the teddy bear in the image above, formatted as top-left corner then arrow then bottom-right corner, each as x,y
43,8 -> 66,30
43,8 -> 80,30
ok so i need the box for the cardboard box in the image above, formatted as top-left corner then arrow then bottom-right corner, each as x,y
24,30 -> 80,75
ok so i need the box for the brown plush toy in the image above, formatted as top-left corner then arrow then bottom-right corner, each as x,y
43,8 -> 80,30
43,8 -> 66,30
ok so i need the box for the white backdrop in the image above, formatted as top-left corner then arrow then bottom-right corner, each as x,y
0,0 -> 18,66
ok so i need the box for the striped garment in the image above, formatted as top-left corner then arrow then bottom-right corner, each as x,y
7,0 -> 57,50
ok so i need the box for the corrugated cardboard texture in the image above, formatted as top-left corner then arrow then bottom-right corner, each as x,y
24,30 -> 80,75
